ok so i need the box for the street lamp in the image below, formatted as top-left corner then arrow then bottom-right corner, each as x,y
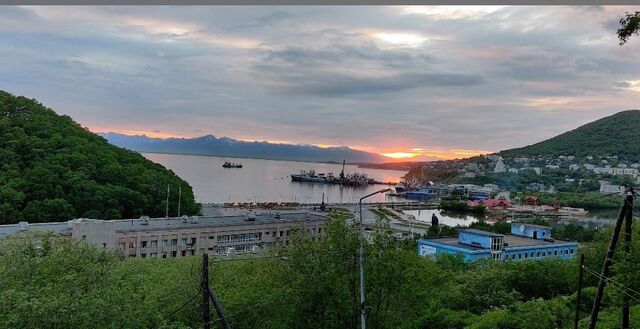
358,188 -> 392,329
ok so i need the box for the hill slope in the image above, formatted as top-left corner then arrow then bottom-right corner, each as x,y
500,110 -> 640,161
100,132 -> 388,164
0,91 -> 199,224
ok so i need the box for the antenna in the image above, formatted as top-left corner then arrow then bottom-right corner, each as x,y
177,184 -> 182,218
165,184 -> 170,219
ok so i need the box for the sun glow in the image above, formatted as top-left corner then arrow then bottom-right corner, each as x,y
381,152 -> 421,159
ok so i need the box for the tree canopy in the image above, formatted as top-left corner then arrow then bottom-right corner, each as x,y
618,11 -> 640,45
0,90 -> 199,223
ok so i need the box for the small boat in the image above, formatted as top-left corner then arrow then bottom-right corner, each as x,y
222,161 -> 243,168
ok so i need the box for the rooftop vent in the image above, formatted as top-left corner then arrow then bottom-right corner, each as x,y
17,221 -> 29,231
140,216 -> 150,225
274,212 -> 281,219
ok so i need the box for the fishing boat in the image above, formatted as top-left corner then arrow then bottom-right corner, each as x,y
222,161 -> 243,168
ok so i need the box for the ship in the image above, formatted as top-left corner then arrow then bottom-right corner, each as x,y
290,160 -> 371,187
222,161 -> 243,168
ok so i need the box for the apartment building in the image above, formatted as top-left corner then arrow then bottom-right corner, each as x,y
0,211 -> 328,259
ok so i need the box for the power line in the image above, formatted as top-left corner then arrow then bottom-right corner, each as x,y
582,265 -> 640,304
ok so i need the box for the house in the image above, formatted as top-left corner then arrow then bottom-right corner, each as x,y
523,196 -> 539,206
481,196 -> 511,209
417,223 -> 578,262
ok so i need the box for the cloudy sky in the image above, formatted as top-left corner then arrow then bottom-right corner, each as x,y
1,6 -> 639,160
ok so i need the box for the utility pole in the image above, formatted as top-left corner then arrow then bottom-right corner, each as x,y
178,185 -> 182,218
166,184 -> 170,219
622,187 -> 634,329
574,254 -> 585,329
358,188 -> 391,329
202,253 -> 211,329
588,189 -> 633,329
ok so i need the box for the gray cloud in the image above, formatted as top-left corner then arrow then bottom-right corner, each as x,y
1,5 -> 639,157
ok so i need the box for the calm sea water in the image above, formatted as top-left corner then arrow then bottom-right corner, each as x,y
143,153 -> 408,204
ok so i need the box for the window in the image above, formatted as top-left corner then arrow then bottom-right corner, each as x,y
141,253 -> 146,258
82,235 -> 87,239
181,250 -> 186,257
171,251 -> 177,257
524,253 -> 528,259
150,253 -> 157,258
181,238 -> 187,246
171,239 -> 178,246
129,254 -> 136,258
518,254 -> 522,259
141,241 -> 147,248
129,241 -> 135,249
318,228 -> 322,234
570,249 -> 574,254
542,252 -> 546,256
162,240 -> 168,247
554,251 -> 558,256
150,241 -> 157,248
162,252 -> 167,258
280,231 -> 284,237
565,249 -> 569,255
102,243 -> 107,249
536,252 -> 540,258
190,237 -> 197,245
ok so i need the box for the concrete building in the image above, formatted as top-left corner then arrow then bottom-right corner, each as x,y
493,157 -> 507,173
0,211 -> 328,259
417,223 -> 578,262
599,181 -> 623,194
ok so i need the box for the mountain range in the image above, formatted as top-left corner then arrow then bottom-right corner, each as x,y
100,132 -> 388,163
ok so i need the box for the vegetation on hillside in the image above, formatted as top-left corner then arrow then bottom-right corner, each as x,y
0,91 -> 199,224
1,210 -> 638,328
500,110 -> 640,161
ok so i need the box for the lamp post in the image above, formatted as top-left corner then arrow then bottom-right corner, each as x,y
358,188 -> 392,329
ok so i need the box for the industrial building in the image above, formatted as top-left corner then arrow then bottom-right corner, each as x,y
417,223 -> 578,262
0,211 -> 327,258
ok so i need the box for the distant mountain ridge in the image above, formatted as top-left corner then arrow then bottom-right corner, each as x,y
499,110 -> 640,161
100,132 -> 388,163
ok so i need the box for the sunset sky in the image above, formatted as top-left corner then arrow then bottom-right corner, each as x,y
1,6 -> 639,161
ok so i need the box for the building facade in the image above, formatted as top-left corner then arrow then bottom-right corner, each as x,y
417,223 -> 578,262
0,211 -> 328,259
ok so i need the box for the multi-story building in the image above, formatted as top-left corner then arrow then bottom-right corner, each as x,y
417,223 -> 578,262
0,211 -> 328,259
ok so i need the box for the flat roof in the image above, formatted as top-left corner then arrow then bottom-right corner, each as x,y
0,222 -> 71,236
461,229 -> 504,237
422,237 -> 488,251
0,211 -> 327,236
107,212 -> 327,233
421,234 -> 576,251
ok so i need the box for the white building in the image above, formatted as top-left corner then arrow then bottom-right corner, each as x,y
494,157 -> 507,173
599,181 -> 623,194
0,211 -> 328,259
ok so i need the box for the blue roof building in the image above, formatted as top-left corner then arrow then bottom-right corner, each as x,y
417,223 -> 578,262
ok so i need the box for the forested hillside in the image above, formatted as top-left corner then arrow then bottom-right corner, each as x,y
500,110 -> 640,161
0,91 -> 199,223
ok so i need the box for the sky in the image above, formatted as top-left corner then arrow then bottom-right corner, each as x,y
1,6 -> 639,161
